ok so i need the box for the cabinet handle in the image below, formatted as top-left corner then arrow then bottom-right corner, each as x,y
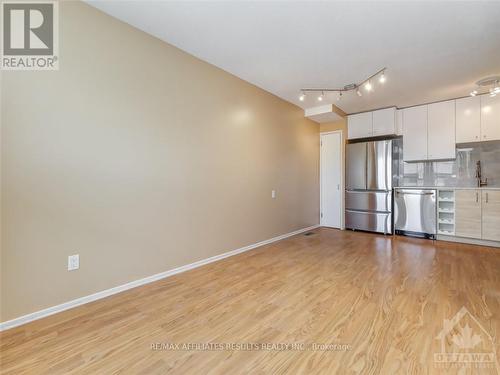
486,192 -> 489,203
476,192 -> 479,203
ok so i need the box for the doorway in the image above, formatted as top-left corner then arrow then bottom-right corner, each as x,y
320,131 -> 343,228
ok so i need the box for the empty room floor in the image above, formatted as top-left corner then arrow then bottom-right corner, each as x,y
1,228 -> 499,374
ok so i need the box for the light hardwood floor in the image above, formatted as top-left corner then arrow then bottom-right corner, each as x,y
1,228 -> 499,374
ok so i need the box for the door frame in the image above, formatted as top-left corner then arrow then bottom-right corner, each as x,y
320,130 -> 344,229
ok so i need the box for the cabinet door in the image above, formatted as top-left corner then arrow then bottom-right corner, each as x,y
372,107 -> 396,136
403,105 -> 428,161
427,100 -> 456,160
455,189 -> 481,239
456,96 -> 481,143
482,190 -> 500,241
395,109 -> 403,136
481,94 -> 500,141
348,112 -> 373,139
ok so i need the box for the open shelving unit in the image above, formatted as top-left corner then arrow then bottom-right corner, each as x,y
437,189 -> 455,235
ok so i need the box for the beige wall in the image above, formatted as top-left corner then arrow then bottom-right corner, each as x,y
320,119 -> 347,134
0,1 -> 319,321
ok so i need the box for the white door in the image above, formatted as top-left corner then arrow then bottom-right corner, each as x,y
372,107 -> 396,136
403,105 -> 428,161
427,100 -> 456,160
321,132 -> 342,228
481,94 -> 500,141
347,112 -> 372,139
456,96 -> 481,143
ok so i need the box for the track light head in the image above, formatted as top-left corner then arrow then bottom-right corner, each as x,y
356,88 -> 362,97
364,81 -> 373,92
299,93 -> 305,101
379,72 -> 386,84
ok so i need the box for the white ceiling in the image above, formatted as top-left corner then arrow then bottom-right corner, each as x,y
87,1 -> 500,116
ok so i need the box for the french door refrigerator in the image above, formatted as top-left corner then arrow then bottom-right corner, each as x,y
345,139 -> 396,234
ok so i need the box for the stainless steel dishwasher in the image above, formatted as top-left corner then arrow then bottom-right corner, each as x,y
394,189 -> 437,239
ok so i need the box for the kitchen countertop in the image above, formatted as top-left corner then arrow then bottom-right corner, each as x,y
394,186 -> 500,190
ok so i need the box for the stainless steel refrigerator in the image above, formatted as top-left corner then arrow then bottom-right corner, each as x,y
345,139 -> 399,234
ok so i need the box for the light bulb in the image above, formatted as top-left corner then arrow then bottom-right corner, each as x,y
470,90 -> 477,97
318,93 -> 323,101
364,81 -> 372,91
299,93 -> 305,101
379,72 -> 386,84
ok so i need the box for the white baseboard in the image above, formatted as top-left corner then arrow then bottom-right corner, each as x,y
0,224 -> 319,332
437,234 -> 500,248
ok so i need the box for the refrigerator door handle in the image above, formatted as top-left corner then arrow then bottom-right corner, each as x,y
385,141 -> 389,190
365,143 -> 368,191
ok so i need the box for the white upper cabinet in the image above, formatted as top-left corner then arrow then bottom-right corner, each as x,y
456,96 -> 481,143
347,112 -> 373,139
372,107 -> 396,136
395,109 -> 403,136
403,105 -> 428,161
481,94 -> 500,141
427,100 -> 456,160
348,107 -> 397,139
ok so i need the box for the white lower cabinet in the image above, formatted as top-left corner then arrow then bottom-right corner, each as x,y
453,189 -> 500,242
481,190 -> 500,241
455,189 -> 481,239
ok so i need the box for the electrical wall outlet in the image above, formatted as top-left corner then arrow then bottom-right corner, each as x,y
271,190 -> 276,199
68,254 -> 79,271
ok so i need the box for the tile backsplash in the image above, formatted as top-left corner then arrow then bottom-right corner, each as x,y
396,140 -> 500,187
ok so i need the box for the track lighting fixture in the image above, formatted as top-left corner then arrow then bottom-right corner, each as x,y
299,68 -> 386,102
470,77 -> 500,97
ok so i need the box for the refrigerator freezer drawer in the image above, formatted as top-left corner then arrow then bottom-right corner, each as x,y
345,190 -> 392,212
345,210 -> 392,234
